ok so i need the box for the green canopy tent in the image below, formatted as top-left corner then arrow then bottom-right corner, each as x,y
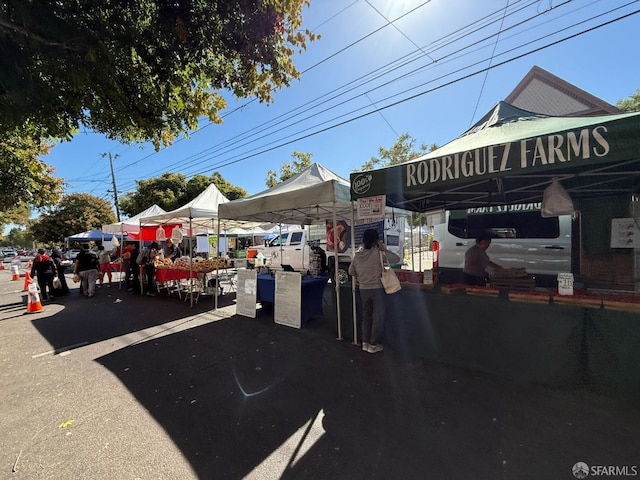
350,102 -> 640,212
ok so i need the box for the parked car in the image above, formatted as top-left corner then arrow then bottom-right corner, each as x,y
2,248 -> 17,259
64,249 -> 80,261
60,259 -> 74,273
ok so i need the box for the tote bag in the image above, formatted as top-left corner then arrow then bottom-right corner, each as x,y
379,251 -> 401,294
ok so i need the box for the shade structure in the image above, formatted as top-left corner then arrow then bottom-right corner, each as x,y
220,163 -> 361,340
140,183 -> 237,307
65,230 -> 123,242
350,102 -> 640,212
219,163 -> 354,225
102,204 -> 167,235
142,183 -> 230,231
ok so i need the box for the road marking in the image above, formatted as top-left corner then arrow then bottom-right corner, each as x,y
32,342 -> 89,358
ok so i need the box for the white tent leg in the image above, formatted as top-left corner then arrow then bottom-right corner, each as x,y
333,201 -> 342,340
350,202 -> 358,345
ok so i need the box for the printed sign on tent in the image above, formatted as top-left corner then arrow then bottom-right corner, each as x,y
357,195 -> 385,221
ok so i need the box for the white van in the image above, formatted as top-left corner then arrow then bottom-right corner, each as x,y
432,203 -> 572,281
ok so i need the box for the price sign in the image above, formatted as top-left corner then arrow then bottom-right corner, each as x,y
610,218 -> 640,248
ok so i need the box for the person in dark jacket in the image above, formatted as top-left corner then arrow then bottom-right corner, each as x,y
49,247 -> 70,296
31,248 -> 58,301
142,241 -> 159,296
73,243 -> 99,297
127,243 -> 141,294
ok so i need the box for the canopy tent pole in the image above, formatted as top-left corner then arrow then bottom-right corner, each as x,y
633,197 -> 640,294
418,215 -> 423,272
333,200 -> 342,340
350,202 -> 358,345
189,217 -> 194,308
410,220 -> 415,271
215,218 -> 220,310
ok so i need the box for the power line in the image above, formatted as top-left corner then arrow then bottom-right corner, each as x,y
65,1 -> 639,199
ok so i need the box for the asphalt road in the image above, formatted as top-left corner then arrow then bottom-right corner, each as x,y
0,267 -> 639,480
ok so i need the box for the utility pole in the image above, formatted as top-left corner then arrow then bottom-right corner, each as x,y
101,153 -> 121,221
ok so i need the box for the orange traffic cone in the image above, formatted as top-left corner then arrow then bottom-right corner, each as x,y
26,282 -> 43,313
27,260 -> 33,268
11,264 -> 20,281
0,263 -> 4,270
23,271 -> 33,291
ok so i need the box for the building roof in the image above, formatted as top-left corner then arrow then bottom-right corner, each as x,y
504,65 -> 620,116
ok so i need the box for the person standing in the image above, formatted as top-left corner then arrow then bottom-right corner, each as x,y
31,248 -> 58,301
463,232 -> 504,286
74,243 -> 99,297
121,242 -> 134,291
162,238 -> 180,262
348,228 -> 400,354
142,241 -> 159,296
128,243 -> 141,294
97,245 -> 113,287
49,246 -> 70,296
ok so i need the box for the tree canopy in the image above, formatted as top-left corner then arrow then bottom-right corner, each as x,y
29,193 -> 116,245
4,226 -> 33,248
266,151 -> 312,187
119,171 -> 247,217
0,0 -> 317,148
356,133 -> 437,171
356,134 -> 438,226
0,129 -> 64,212
616,88 -> 640,112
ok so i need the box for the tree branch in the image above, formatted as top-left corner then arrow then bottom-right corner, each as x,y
0,17 -> 68,47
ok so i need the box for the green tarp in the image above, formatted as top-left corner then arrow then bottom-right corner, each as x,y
350,102 -> 640,212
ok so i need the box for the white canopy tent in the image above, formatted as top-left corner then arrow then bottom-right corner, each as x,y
142,183 -> 243,307
100,204 -> 169,289
142,183 -> 230,232
219,163 -> 357,340
101,204 -> 168,235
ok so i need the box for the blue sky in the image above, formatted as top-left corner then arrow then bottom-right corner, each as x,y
44,0 -> 640,216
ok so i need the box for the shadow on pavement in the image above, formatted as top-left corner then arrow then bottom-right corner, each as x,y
29,285 -> 237,352
95,310 -> 640,480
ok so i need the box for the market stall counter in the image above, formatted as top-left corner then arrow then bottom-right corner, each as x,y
153,258 -> 231,298
257,273 -> 329,324
155,268 -> 199,283
335,280 -> 640,396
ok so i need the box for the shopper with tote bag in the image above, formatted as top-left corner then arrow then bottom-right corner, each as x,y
348,228 -> 401,354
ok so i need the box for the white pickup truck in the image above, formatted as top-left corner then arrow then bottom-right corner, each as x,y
248,219 -> 405,284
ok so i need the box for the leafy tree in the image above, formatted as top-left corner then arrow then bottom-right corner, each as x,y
266,151 -> 312,187
357,133 -> 436,171
355,134 -> 438,227
29,193 -> 116,244
119,171 -> 247,217
210,172 -> 247,200
0,203 -> 32,233
0,129 -> 64,212
5,226 -> 33,248
0,1 -> 318,148
120,173 -> 188,216
616,89 -> 640,112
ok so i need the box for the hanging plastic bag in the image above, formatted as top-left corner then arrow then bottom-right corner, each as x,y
111,235 -> 120,248
171,225 -> 183,243
541,179 -> 574,217
155,225 -> 166,241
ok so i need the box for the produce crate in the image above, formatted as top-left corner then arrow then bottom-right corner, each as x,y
508,290 -> 551,304
393,269 -> 423,284
440,284 -> 467,295
464,285 -> 500,297
600,293 -> 640,313
552,290 -> 603,308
